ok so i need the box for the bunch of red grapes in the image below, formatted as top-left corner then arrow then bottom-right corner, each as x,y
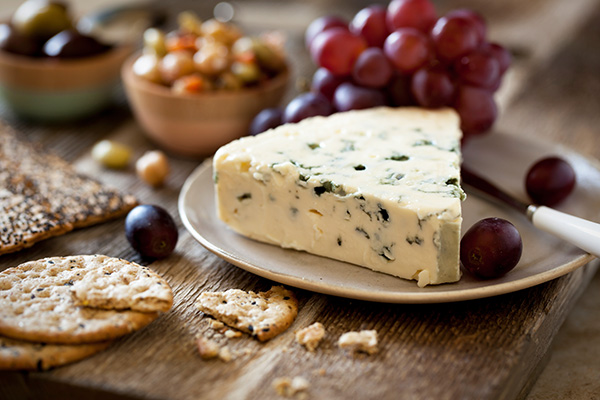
250,0 -> 511,142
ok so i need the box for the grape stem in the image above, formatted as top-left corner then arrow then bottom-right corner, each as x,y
462,165 -> 600,259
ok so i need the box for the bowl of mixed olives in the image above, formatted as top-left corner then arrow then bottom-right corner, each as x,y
0,0 -> 132,121
122,12 -> 290,157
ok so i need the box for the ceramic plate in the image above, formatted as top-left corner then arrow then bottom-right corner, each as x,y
179,132 -> 599,303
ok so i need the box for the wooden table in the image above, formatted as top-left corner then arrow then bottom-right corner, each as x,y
1,0 -> 600,399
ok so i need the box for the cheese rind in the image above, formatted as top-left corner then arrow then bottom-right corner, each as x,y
213,107 -> 464,286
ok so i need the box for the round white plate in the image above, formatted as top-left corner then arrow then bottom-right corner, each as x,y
179,132 -> 599,303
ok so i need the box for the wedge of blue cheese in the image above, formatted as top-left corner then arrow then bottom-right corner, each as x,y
213,107 -> 464,287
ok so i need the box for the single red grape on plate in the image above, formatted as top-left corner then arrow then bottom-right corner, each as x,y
460,217 -> 523,279
525,157 -> 576,206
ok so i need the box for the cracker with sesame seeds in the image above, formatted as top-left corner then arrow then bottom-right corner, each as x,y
70,256 -> 173,313
195,286 -> 298,342
0,334 -> 112,371
0,255 -> 170,344
0,125 -> 137,255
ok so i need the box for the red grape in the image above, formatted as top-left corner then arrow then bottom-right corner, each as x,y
350,5 -> 389,48
386,73 -> 415,106
460,217 -> 522,279
454,85 -> 497,135
445,9 -> 486,44
283,92 -> 333,123
125,205 -> 178,259
484,42 -> 512,75
311,67 -> 347,101
454,49 -> 500,88
333,82 -> 386,111
384,28 -> 432,74
310,28 -> 367,76
525,157 -> 576,206
304,15 -> 348,49
249,108 -> 283,135
411,67 -> 455,107
386,0 -> 437,33
431,15 -> 481,62
352,47 -> 393,88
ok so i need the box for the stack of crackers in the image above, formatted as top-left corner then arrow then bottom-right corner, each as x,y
0,123 -> 137,255
0,255 -> 173,370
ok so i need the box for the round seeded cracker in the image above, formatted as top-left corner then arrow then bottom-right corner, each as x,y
0,255 -> 170,344
0,335 -> 112,371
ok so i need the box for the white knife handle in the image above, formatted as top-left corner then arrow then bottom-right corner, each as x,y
529,205 -> 600,258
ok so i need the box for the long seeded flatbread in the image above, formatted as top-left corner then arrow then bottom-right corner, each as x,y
0,124 -> 137,255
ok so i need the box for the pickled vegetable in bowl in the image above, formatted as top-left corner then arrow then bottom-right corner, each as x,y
131,12 -> 287,94
123,11 -> 290,157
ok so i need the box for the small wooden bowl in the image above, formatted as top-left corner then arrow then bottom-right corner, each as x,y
0,45 -> 132,121
121,54 -> 290,158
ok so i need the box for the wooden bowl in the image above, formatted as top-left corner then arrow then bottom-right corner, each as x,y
0,45 -> 132,121
121,54 -> 290,158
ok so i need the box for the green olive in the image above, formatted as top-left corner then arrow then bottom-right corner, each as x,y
92,140 -> 131,169
231,61 -> 261,84
143,28 -> 167,57
252,38 -> 286,73
12,0 -> 72,39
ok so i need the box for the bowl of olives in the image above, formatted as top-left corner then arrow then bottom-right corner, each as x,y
0,0 -> 132,121
121,12 -> 290,158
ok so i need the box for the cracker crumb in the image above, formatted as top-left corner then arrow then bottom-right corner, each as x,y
196,336 -> 220,360
218,346 -> 233,362
224,329 -> 242,339
209,320 -> 225,330
314,368 -> 326,376
273,376 -> 310,398
338,329 -> 378,355
295,322 -> 325,352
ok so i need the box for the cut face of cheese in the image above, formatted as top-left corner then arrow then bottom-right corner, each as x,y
213,107 -> 464,287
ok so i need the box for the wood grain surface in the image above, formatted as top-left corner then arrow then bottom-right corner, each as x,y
1,0 -> 599,399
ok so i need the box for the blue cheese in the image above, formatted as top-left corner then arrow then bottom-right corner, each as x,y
213,107 -> 464,287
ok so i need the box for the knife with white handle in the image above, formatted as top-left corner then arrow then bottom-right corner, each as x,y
461,166 -> 600,259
